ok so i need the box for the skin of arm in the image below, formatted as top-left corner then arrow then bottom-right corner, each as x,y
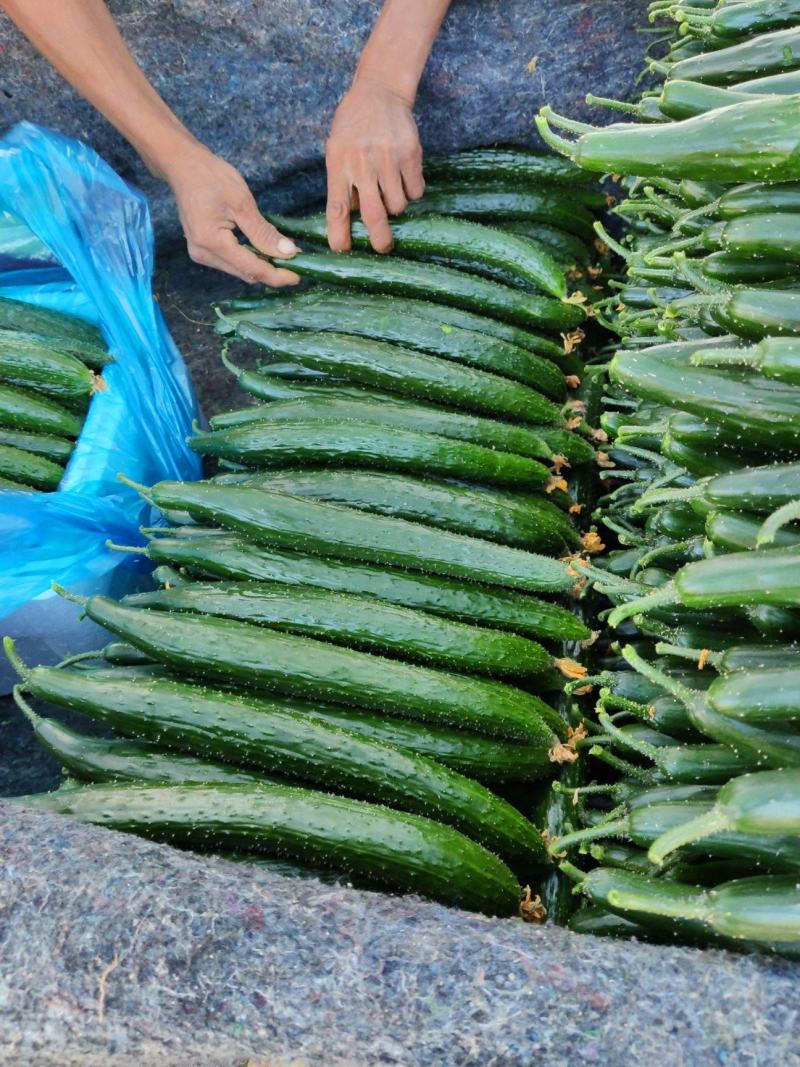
0,0 -> 299,286
325,0 -> 452,253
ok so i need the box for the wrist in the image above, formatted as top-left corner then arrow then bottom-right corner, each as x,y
133,123 -> 207,182
351,67 -> 418,108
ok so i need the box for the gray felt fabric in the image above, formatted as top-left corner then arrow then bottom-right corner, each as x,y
1,800 -> 799,1067
0,0 -> 647,236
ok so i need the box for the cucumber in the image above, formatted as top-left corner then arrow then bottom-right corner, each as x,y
426,146 -> 588,185
16,781 -> 522,914
124,580 -> 554,677
23,709 -> 273,786
136,534 -> 590,641
0,427 -> 73,463
235,326 -> 565,424
424,147 -> 588,186
402,188 -> 596,237
222,289 -> 571,355
268,252 -> 585,332
0,296 -> 112,367
50,595 -> 561,743
268,213 -> 568,299
12,660 -> 550,863
295,703 -> 553,784
217,291 -> 569,380
190,419 -> 553,490
496,221 -> 592,266
0,443 -> 63,490
209,393 -> 594,467
0,475 -> 37,492
0,330 -> 101,405
142,481 -> 574,595
0,383 -> 82,437
212,469 -> 578,551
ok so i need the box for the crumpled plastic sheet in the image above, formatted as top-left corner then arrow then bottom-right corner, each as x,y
1,801 -> 797,1067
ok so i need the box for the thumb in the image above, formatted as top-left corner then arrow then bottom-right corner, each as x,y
236,198 -> 299,258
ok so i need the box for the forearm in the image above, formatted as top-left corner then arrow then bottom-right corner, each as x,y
0,0 -> 197,176
353,0 -> 452,104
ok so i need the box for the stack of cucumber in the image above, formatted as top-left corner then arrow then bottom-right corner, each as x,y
8,148 -> 606,918
530,1 -> 800,957
0,295 -> 111,491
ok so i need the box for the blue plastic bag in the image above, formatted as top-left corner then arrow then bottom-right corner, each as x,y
0,122 -> 201,682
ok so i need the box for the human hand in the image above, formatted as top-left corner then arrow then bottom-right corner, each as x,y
163,144 -> 300,287
325,78 -> 425,253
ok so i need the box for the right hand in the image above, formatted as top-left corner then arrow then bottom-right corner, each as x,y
325,77 -> 425,254
164,143 -> 301,287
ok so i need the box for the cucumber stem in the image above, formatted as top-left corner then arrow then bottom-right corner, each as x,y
3,637 -> 29,681
631,484 -> 700,513
550,817 -> 628,855
757,501 -> 800,547
52,583 -> 88,607
654,642 -> 718,669
597,710 -> 661,762
539,106 -> 596,135
558,860 -> 587,884
585,93 -> 641,116
220,347 -> 244,378
593,220 -> 631,261
621,644 -> 701,713
589,745 -> 650,779
607,585 -> 677,628
117,473 -> 155,505
12,685 -> 40,726
534,112 -> 577,160
106,541 -> 148,556
647,807 -> 729,867
55,649 -> 105,668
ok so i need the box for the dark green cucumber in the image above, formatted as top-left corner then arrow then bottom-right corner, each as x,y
0,475 -> 37,492
212,469 -> 578,551
55,597 -> 561,743
237,326 -> 565,424
12,660 -> 549,864
124,580 -> 554,677
209,393 -> 594,466
402,188 -> 596,237
136,534 -> 590,641
0,329 -> 101,405
23,709 -> 272,786
0,296 -> 111,367
233,289 -> 572,355
705,511 -> 800,552
190,419 -> 553,491
0,427 -> 72,463
17,781 -> 521,914
0,383 -> 82,437
293,703 -> 553,784
267,252 -> 585,333
217,291 -> 568,380
142,481 -> 574,595
0,443 -> 63,490
269,213 -> 568,298
496,221 -> 591,266
424,147 -> 587,186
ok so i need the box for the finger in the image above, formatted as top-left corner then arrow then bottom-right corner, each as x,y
356,181 -> 394,253
325,167 -> 353,252
235,198 -> 299,259
189,230 -> 299,287
378,164 -> 408,217
401,154 -> 425,201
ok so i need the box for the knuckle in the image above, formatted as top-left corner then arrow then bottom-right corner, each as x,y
326,199 -> 350,221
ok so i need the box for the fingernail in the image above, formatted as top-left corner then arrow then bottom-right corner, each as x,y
278,238 -> 298,256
